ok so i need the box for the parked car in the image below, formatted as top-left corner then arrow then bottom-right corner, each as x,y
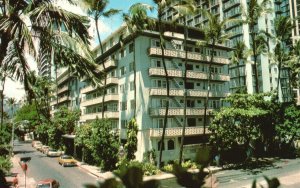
46,149 -> 62,157
32,140 -> 41,147
40,145 -> 49,153
4,172 -> 18,187
34,142 -> 43,150
58,155 -> 77,167
36,178 -> 60,188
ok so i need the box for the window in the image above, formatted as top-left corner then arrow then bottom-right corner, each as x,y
129,62 -> 134,72
130,100 -> 135,110
129,43 -> 134,53
158,119 -> 164,128
120,66 -> 126,76
186,82 -> 194,89
120,49 -> 125,58
156,60 -> 162,67
156,80 -> 167,88
160,99 -> 168,107
120,84 -> 125,93
187,118 -> 196,127
121,120 -> 127,128
120,101 -> 127,111
167,140 -> 175,150
158,140 -> 165,151
130,81 -> 134,91
187,100 -> 195,107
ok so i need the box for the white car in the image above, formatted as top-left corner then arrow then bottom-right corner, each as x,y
46,149 -> 62,157
34,142 -> 43,150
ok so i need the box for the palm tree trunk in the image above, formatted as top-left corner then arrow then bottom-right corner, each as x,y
237,61 -> 242,92
1,78 -> 5,131
179,20 -> 188,165
203,41 -> 216,136
133,38 -> 137,118
251,30 -> 260,93
95,15 -> 107,119
158,14 -> 170,168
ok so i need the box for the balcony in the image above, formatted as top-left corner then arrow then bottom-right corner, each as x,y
149,68 -> 182,77
148,47 -> 229,65
57,74 -> 70,85
80,111 -> 119,121
150,126 -> 210,137
57,86 -> 69,94
81,94 -> 119,107
149,88 -> 228,98
58,96 -> 70,103
149,68 -> 230,81
149,107 -> 213,116
98,59 -> 118,71
150,88 -> 184,96
223,0 -> 240,11
81,77 -> 118,94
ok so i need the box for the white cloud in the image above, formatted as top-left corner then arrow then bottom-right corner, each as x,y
89,18 -> 112,48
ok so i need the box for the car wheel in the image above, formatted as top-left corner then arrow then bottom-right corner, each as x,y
62,163 -> 65,167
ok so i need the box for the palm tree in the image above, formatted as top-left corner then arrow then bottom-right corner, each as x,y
0,73 -> 6,130
81,0 -> 120,118
231,41 -> 250,93
172,0 -> 197,165
197,10 -> 232,136
243,0 -> 271,93
7,97 -> 17,119
123,3 -> 154,118
273,16 -> 293,102
289,41 -> 300,90
0,0 -> 101,106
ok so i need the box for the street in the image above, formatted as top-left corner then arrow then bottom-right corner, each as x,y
12,141 -> 99,188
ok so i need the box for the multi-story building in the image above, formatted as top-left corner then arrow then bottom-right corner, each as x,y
50,68 -> 82,116
79,24 -> 230,163
162,0 -> 294,102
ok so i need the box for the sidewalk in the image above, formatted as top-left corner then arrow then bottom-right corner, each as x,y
76,161 -> 222,182
11,155 -> 36,188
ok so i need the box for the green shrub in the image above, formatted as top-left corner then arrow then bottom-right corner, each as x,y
182,160 -> 198,169
115,160 -> 160,176
161,164 -> 173,173
0,156 -> 12,173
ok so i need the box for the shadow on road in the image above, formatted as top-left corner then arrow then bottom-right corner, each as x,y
223,158 -> 281,175
14,150 -> 35,155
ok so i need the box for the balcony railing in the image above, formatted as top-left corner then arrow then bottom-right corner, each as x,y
81,77 -> 118,94
148,47 -> 229,65
149,107 -> 213,116
149,88 -> 229,98
98,59 -> 118,71
149,68 -> 230,81
81,94 -> 119,107
150,126 -> 209,137
80,111 -> 119,121
57,86 -> 69,94
58,96 -> 70,103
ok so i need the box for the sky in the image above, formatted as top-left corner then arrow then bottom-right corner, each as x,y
5,0 -> 156,101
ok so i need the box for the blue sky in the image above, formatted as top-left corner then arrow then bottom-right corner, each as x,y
100,0 -> 157,39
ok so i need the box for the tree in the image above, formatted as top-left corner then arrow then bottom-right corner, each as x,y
124,118 -> 138,161
0,0 -> 101,105
197,10 -> 232,136
14,103 -> 39,132
289,41 -> 300,89
82,0 -> 120,118
231,41 -> 250,93
123,3 -> 154,118
90,118 -> 119,171
272,16 -> 293,102
243,0 -> 272,93
75,123 -> 94,164
276,105 -> 300,146
171,0 -> 197,165
209,93 -> 276,159
6,97 -> 16,119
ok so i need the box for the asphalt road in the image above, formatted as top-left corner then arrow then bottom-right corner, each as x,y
13,141 -> 99,188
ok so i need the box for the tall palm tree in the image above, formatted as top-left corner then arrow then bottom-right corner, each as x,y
152,0 -> 172,167
81,0 -> 120,118
231,41 -> 250,93
0,0 -> 101,106
0,73 -> 6,130
243,0 -> 271,93
172,0 -> 197,165
123,3 -> 154,118
7,97 -> 17,119
197,10 -> 231,136
273,16 -> 293,102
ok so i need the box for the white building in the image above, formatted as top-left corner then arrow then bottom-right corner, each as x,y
78,24 -> 230,163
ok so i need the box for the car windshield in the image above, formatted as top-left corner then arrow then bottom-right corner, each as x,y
36,183 -> 51,188
48,149 -> 56,152
62,156 -> 72,159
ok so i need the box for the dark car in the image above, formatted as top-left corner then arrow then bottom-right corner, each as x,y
4,173 -> 18,187
36,178 -> 60,188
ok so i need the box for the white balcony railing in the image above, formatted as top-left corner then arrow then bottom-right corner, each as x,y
149,88 -> 229,98
81,94 -> 119,107
148,47 -> 229,65
98,59 -> 118,71
80,111 -> 119,121
57,86 -> 69,94
149,107 -> 213,116
150,126 -> 209,137
81,77 -> 118,94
